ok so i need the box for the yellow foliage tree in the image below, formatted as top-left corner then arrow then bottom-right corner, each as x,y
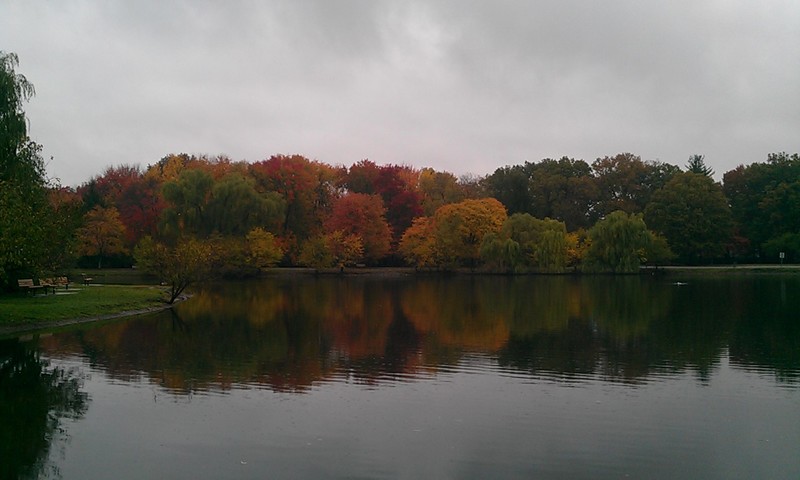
432,198 -> 507,268
566,229 -> 590,268
298,231 -> 364,271
246,227 -> 284,271
77,206 -> 127,268
134,236 -> 213,303
326,230 -> 364,268
399,217 -> 436,268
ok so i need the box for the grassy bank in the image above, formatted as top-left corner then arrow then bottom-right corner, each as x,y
0,285 -> 169,325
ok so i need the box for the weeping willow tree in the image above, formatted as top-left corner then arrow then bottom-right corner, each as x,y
480,233 -> 521,273
534,229 -> 569,273
0,52 -> 52,287
481,213 -> 569,273
584,211 -> 651,273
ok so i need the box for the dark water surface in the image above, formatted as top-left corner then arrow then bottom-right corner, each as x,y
2,275 -> 799,479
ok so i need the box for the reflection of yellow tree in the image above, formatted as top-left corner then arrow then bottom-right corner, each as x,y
177,282 -> 287,327
401,278 -> 510,352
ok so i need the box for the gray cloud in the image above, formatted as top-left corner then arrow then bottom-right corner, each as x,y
2,1 -> 799,186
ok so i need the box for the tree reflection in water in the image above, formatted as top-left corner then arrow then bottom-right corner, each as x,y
0,338 -> 88,479
33,275 -> 800,395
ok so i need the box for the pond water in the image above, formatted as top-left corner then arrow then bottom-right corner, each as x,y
2,274 -> 799,479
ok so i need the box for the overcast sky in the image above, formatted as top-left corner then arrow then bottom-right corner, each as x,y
2,1 -> 799,186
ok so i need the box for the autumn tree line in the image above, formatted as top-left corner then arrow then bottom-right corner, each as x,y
2,52 -> 800,292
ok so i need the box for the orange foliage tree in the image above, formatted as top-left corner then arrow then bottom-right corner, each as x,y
77,206 -> 127,268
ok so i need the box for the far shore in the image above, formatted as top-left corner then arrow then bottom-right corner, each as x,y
643,264 -> 800,275
274,264 -> 800,276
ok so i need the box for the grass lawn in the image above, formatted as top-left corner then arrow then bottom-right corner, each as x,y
0,285 -> 169,325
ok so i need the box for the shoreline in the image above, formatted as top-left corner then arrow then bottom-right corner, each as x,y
0,294 -> 190,338
274,264 -> 800,276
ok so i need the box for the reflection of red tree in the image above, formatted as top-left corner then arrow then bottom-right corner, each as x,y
321,284 -> 390,359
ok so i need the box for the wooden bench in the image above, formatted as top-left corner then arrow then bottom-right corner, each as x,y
39,278 -> 57,294
81,274 -> 93,285
18,278 -> 46,295
54,276 -> 70,289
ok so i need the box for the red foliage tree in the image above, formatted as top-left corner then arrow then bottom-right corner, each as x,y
325,193 -> 391,263
117,175 -> 166,247
344,161 -> 422,241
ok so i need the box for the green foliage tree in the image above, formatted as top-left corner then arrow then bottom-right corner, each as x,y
205,173 -> 284,236
686,154 -> 714,177
161,170 -> 284,240
642,231 -> 676,267
39,188 -> 83,274
483,164 -> 532,215
298,235 -> 335,271
592,153 -> 679,216
762,233 -> 800,263
484,156 -> 678,232
535,229 -> 569,273
528,157 -> 598,230
644,172 -> 733,263
161,169 -> 214,238
496,213 -> 569,272
479,233 -> 521,273
758,178 -> 800,252
0,52 -> 54,286
722,153 -> 800,257
206,234 -> 250,277
584,211 -> 651,273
